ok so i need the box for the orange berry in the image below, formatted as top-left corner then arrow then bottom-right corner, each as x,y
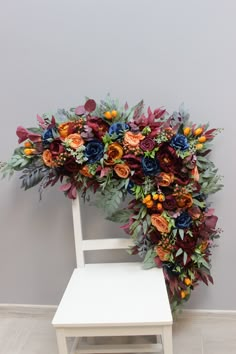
153,194 -> 159,201
180,290 -> 187,299
195,143 -> 203,150
158,193 -> 165,202
104,111 -> 112,119
184,278 -> 192,286
24,141 -> 32,148
24,148 -> 36,155
142,194 -> 152,204
157,203 -> 163,211
146,200 -> 154,208
183,127 -> 191,136
198,136 -> 207,143
194,127 -> 203,136
111,110 -> 118,118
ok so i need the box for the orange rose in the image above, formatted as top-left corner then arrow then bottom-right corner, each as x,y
42,149 -> 57,167
151,214 -> 170,233
114,164 -> 130,178
155,245 -> 172,261
79,165 -> 93,178
156,172 -> 174,187
58,122 -> 71,138
176,193 -> 193,208
105,143 -> 123,165
65,133 -> 84,149
199,241 -> 208,252
124,131 -> 144,147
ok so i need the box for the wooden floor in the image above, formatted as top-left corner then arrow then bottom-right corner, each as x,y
0,307 -> 236,354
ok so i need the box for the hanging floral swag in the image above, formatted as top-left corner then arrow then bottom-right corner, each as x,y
1,96 -> 223,311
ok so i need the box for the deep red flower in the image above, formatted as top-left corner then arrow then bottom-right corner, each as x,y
157,144 -> 183,173
49,139 -> 65,156
86,116 -> 109,139
163,195 -> 177,211
140,137 -> 156,151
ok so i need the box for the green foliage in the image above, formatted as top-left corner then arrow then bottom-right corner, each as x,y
19,162 -> 49,190
143,249 -> 156,269
93,179 -> 128,216
106,209 -> 132,223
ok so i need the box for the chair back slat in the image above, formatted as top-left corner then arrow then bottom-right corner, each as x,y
82,238 -> 132,251
72,196 -> 133,267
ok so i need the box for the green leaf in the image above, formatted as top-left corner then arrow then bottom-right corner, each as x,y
106,209 -> 132,223
143,249 -> 156,269
183,252 -> 188,265
175,248 -> 183,257
179,229 -> 184,240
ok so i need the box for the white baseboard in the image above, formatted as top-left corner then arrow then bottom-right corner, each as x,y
0,304 -> 236,318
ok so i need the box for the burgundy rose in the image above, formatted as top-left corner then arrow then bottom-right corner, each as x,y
63,157 -> 80,174
123,154 -> 142,169
157,144 -> 183,173
123,154 -> 144,185
175,234 -> 197,264
86,116 -> 109,139
149,230 -> 162,244
174,171 -> 190,185
49,139 -> 65,157
140,137 -> 156,151
163,195 -> 177,211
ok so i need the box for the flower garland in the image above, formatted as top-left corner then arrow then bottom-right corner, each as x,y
1,96 -> 223,311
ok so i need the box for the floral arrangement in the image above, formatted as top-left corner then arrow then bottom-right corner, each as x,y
1,96 -> 223,310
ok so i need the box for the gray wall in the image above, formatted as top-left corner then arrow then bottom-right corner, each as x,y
0,0 -> 235,309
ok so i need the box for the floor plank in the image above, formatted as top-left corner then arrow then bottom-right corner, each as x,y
0,309 -> 235,354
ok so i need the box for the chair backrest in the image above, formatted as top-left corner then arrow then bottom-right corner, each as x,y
72,195 -> 133,267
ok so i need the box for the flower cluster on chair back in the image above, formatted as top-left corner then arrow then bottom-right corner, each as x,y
1,96 -> 223,311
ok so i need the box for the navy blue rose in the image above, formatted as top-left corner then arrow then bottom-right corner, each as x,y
42,128 -> 54,142
109,122 -> 129,138
85,140 -> 104,164
127,180 -> 135,195
141,157 -> 160,176
170,134 -> 189,151
175,212 -> 192,229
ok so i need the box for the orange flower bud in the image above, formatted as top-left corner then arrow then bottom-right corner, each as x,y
158,193 -> 165,202
146,200 -> 154,208
24,141 -> 32,148
194,127 -> 203,136
24,148 -> 36,155
111,110 -> 118,118
184,278 -> 192,286
104,111 -> 112,119
180,290 -> 187,299
198,136 -> 207,143
153,194 -> 159,201
183,127 -> 191,136
196,143 -> 203,150
157,203 -> 163,211
142,194 -> 152,204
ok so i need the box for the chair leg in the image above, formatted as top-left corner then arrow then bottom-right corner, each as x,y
162,325 -> 173,354
56,329 -> 68,354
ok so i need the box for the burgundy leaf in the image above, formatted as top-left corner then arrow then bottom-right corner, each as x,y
84,99 -> 96,113
16,126 -> 29,143
75,105 -> 86,115
205,215 -> 218,229
59,183 -> 72,191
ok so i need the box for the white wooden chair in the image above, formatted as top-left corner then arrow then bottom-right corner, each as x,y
52,196 -> 173,354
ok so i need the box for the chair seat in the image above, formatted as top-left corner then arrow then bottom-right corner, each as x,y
52,262 -> 172,328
